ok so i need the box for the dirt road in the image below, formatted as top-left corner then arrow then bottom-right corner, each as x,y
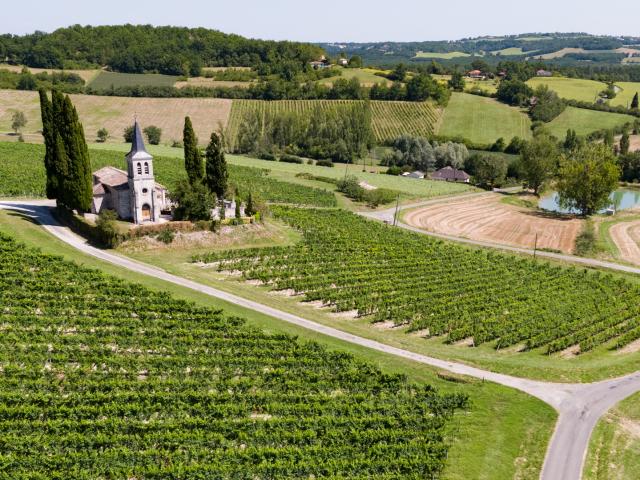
609,220 -> 640,265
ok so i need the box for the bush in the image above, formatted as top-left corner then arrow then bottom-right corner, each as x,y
258,151 -> 277,161
316,159 -> 334,167
575,221 -> 601,256
280,154 -> 304,164
171,140 -> 183,148
386,166 -> 402,175
97,128 -> 109,143
170,180 -> 215,221
143,125 -> 162,145
157,230 -> 175,244
123,126 -> 134,143
95,209 -> 122,247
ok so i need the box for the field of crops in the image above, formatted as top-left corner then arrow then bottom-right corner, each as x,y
317,68 -> 391,87
0,142 -> 337,207
414,51 -> 471,59
0,231 -> 465,478
88,71 -> 179,89
194,207 -> 640,355
437,93 -> 532,145
226,99 -> 441,146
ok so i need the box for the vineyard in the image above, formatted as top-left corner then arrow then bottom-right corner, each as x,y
0,142 -> 336,207
194,207 -> 640,355
226,99 -> 440,148
0,232 -> 466,478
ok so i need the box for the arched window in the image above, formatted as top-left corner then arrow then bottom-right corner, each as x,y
142,188 -> 148,194
144,162 -> 149,174
137,163 -> 142,175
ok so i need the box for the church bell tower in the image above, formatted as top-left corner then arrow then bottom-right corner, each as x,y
126,121 -> 158,223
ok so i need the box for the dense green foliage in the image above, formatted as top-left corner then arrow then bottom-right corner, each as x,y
557,144 -> 621,216
235,101 -> 372,162
0,232 -> 466,478
204,132 -> 228,199
385,135 -> 469,171
336,175 -> 398,207
226,99 -> 440,146
170,179 -> 216,221
194,207 -> 640,354
519,134 -> 560,194
182,117 -> 203,185
0,142 -> 337,207
0,25 -> 324,76
530,85 -> 566,122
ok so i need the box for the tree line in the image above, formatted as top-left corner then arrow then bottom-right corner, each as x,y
0,25 -> 324,77
39,89 -> 93,212
235,102 -> 373,163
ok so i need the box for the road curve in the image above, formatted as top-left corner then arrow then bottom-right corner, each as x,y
2,200 -> 640,480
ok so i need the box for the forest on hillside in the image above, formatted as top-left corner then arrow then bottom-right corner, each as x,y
0,25 -> 324,76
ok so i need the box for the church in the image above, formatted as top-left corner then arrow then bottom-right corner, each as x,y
91,121 -> 169,223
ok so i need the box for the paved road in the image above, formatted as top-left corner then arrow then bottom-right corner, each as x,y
362,198 -> 640,275
2,200 -> 640,480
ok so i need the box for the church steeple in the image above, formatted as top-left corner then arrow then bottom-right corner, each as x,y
128,120 -> 148,156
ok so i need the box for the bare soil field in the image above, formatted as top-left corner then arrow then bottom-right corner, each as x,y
404,194 -> 583,253
0,64 -> 101,83
609,220 -> 640,265
0,89 -> 232,145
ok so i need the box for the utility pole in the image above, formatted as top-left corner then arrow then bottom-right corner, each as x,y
533,233 -> 538,259
393,194 -> 400,226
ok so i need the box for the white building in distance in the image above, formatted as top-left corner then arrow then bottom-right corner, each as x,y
91,121 -> 168,223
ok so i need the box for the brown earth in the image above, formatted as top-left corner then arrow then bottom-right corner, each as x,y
175,78 -> 253,89
609,220 -> 640,265
404,194 -> 583,253
0,64 -> 102,83
0,89 -> 232,145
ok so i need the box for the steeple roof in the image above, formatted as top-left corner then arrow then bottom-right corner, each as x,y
127,120 -> 148,156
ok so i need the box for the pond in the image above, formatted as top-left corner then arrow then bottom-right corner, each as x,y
539,189 -> 640,214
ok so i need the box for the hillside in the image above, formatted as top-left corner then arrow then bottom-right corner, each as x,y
320,33 -> 640,66
0,25 -> 324,75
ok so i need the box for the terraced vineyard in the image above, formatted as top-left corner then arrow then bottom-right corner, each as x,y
226,99 -> 440,148
0,142 -> 337,207
0,232 -> 466,478
194,207 -> 640,355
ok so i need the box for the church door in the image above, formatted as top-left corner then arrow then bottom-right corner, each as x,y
141,204 -> 151,221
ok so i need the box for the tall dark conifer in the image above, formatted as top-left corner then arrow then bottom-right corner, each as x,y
38,89 -> 57,199
50,90 -> 68,206
632,92 -> 639,110
183,116 -> 203,185
60,95 -> 93,212
204,132 -> 228,199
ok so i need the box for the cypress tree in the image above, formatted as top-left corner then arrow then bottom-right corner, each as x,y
38,89 -> 58,199
245,191 -> 255,216
183,116 -> 203,185
60,95 -> 93,212
204,131 -> 228,199
632,92 -> 639,110
620,130 -> 630,155
235,199 -> 241,219
50,90 -> 69,206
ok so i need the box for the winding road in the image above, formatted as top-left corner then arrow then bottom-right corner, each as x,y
2,200 -> 640,480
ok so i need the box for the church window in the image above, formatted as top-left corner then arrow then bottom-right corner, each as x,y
137,163 -> 142,175
142,188 -> 148,194
144,162 -> 149,174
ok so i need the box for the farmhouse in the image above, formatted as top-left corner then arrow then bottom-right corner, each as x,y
431,166 -> 470,183
466,69 -> 484,79
536,69 -> 553,77
338,58 -> 349,66
91,121 -> 169,223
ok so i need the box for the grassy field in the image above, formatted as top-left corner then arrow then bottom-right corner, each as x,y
0,89 -> 231,145
225,99 -> 441,146
546,106 -> 636,138
415,51 -> 471,59
0,208 -> 557,480
584,392 -> 640,480
526,77 -> 606,102
438,93 -> 532,145
610,81 -> 640,108
490,47 -> 537,56
318,67 -> 391,87
87,141 -> 478,200
88,71 -> 179,89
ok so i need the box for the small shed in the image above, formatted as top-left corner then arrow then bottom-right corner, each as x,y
536,69 -> 553,77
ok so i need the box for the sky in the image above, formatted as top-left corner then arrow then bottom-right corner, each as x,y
3,0 -> 640,42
